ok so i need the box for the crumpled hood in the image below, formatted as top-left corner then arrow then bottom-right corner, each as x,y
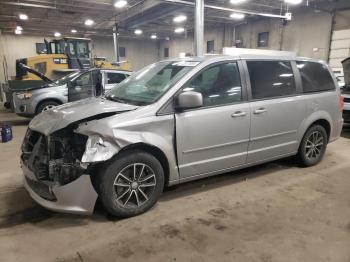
29,97 -> 138,135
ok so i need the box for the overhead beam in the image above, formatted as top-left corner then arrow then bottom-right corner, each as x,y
163,0 -> 289,19
99,0 -> 162,28
1,1 -> 56,9
123,4 -> 187,29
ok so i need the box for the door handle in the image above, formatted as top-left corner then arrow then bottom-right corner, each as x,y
231,111 -> 247,118
253,108 -> 267,114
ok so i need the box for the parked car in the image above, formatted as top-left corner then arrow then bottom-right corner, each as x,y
336,75 -> 345,89
13,68 -> 131,117
342,87 -> 350,123
341,58 -> 350,123
21,52 -> 343,218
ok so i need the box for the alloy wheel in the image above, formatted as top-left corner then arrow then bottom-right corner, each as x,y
305,131 -> 324,160
42,105 -> 56,111
113,163 -> 157,208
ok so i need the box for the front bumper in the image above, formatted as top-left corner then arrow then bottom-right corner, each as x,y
12,94 -> 36,116
22,161 -> 98,215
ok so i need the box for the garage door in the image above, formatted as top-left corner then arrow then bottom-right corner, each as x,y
329,29 -> 350,75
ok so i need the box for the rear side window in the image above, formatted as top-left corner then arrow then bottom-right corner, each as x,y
296,61 -> 335,93
247,61 -> 296,99
107,73 -> 126,84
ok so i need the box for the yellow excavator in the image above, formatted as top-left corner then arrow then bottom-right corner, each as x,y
15,37 -> 131,81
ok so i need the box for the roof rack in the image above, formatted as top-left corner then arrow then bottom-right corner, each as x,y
223,47 -> 296,57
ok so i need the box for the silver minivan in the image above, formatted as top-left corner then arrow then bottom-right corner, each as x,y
21,51 -> 344,217
13,68 -> 131,117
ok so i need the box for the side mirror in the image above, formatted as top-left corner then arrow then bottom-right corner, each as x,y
176,91 -> 203,111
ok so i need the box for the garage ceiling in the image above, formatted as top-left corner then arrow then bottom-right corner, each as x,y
0,0 -> 348,40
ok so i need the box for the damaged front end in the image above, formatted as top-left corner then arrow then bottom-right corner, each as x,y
21,127 -> 98,214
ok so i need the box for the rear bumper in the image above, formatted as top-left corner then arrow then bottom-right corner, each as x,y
343,109 -> 350,123
22,161 -> 98,215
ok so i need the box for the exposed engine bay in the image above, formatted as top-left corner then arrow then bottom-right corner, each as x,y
21,127 -> 88,186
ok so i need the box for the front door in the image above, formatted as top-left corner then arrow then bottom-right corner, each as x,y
68,71 -> 97,102
176,61 -> 250,179
245,60 -> 305,163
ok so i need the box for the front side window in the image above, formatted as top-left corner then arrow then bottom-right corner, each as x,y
247,61 -> 296,99
75,72 -> 92,86
107,73 -> 126,84
297,61 -> 335,93
187,62 -> 242,107
106,61 -> 196,105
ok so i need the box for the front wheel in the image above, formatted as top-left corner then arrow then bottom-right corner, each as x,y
298,125 -> 328,167
98,150 -> 164,218
36,101 -> 60,114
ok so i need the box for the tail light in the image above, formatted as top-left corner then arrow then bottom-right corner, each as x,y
340,95 -> 344,112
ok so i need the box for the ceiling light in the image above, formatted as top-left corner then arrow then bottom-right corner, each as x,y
85,19 -> 94,26
173,15 -> 187,23
230,13 -> 245,20
230,0 -> 248,4
54,32 -> 61,37
174,27 -> 185,34
16,26 -> 23,31
15,29 -> 22,35
114,0 -> 127,8
71,29 -> 77,33
151,34 -> 157,39
19,14 -> 28,20
284,0 -> 302,4
165,37 -> 170,41
134,29 -> 143,35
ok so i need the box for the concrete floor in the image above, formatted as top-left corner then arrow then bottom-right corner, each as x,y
0,125 -> 349,262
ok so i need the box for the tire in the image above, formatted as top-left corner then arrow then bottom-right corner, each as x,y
298,125 -> 328,167
36,101 -> 60,114
98,150 -> 164,218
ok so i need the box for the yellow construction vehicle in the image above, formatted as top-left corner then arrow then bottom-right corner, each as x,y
93,56 -> 132,71
15,37 -> 131,81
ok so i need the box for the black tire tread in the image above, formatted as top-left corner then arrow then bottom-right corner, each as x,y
98,150 -> 164,218
297,124 -> 328,167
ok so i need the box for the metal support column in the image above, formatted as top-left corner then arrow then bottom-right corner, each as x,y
113,23 -> 120,63
194,0 -> 204,56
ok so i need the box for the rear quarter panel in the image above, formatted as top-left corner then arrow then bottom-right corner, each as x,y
297,90 -> 343,143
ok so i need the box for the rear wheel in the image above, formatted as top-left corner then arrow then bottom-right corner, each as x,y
36,101 -> 60,114
98,150 -> 164,218
298,125 -> 328,167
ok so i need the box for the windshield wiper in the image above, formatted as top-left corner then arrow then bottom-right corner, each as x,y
105,95 -> 129,104
105,95 -> 150,106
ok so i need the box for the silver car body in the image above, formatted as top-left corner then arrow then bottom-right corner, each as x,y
13,69 -> 131,116
21,53 -> 344,215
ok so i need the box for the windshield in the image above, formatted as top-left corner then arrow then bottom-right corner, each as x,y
49,71 -> 82,86
106,61 -> 198,105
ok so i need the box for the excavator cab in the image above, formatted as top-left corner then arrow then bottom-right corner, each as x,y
47,37 -> 91,70
15,37 -> 92,81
